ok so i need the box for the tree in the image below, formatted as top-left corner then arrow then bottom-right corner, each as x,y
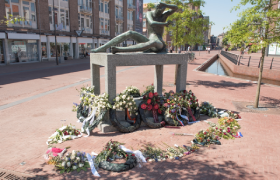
164,0 -> 209,52
225,0 -> 280,108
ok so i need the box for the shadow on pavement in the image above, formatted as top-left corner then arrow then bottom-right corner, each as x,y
0,62 -> 90,86
24,147 -> 262,180
189,80 -> 253,90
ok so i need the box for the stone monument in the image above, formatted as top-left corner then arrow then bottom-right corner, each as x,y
90,3 -> 190,133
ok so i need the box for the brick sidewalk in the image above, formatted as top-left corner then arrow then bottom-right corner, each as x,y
0,51 -> 279,179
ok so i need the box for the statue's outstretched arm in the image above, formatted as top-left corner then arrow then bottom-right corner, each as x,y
161,3 -> 178,17
146,11 -> 169,27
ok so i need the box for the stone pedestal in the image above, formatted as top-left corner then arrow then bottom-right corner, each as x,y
90,53 -> 188,133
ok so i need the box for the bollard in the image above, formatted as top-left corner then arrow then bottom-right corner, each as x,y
270,57 -> 274,69
248,56 -> 251,67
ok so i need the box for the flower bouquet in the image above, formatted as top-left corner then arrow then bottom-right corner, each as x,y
179,90 -> 200,122
139,91 -> 165,128
216,117 -> 241,139
193,128 -> 221,146
46,125 -> 82,145
162,91 -> 189,126
123,86 -> 141,97
141,84 -> 155,96
110,93 -> 141,133
74,85 -> 95,118
141,144 -> 167,162
200,101 -> 218,117
55,150 -> 90,174
95,140 -> 137,172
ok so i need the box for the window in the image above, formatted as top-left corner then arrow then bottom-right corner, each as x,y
101,1 -> 104,12
105,2 -> 108,13
11,0 -> 19,3
81,18 -> 84,28
23,7 -> 29,21
23,1 -> 29,5
78,13 -> 80,27
127,11 -> 129,20
143,20 -> 146,27
12,5 -> 19,16
61,14 -> 65,27
86,19 -> 89,27
66,10 -> 69,26
31,3 -> 35,12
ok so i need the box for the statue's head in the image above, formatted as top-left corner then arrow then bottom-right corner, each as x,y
154,3 -> 166,17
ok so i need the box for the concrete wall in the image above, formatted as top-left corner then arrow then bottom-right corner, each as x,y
219,54 -> 280,82
198,54 -> 218,71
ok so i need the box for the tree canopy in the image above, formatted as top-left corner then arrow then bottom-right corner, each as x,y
163,0 -> 210,51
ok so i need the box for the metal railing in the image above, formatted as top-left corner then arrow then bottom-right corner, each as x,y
221,51 -> 238,65
116,16 -> 124,22
221,51 -> 280,70
80,6 -> 92,13
8,18 -> 36,29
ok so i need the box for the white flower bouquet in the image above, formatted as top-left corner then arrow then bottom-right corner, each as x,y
72,85 -> 95,112
113,93 -> 138,116
123,86 -> 140,97
46,125 -> 82,145
55,150 -> 90,174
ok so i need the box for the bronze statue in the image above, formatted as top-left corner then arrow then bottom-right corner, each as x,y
91,2 -> 178,54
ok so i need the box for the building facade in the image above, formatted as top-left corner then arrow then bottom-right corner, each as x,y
0,0 -> 141,65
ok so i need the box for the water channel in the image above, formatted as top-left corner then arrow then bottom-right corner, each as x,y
203,58 -> 280,86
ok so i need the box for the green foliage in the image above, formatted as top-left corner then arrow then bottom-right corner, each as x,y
225,0 -> 280,53
147,2 -> 155,10
0,15 -> 25,25
164,0 -> 210,51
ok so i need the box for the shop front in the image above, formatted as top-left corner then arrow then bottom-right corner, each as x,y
7,33 -> 40,63
47,36 -> 71,60
77,37 -> 93,57
0,33 -> 5,64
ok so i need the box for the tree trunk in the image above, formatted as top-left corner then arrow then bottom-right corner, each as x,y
254,47 -> 265,108
174,23 -> 179,85
254,0 -> 271,108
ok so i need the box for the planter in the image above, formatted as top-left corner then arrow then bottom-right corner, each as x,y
139,102 -> 164,128
109,108 -> 141,133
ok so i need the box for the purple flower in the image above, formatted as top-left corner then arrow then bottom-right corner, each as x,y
73,103 -> 79,106
171,109 -> 176,113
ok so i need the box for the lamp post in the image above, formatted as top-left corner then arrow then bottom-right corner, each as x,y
53,0 -> 59,65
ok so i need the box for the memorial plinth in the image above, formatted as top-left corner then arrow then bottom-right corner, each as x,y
90,53 -> 188,133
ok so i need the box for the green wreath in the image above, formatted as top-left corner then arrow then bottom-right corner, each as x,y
77,103 -> 89,119
99,154 -> 137,172
95,141 -> 137,172
109,108 -> 141,133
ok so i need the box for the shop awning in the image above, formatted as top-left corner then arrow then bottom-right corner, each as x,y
0,32 -> 5,39
8,33 -> 40,40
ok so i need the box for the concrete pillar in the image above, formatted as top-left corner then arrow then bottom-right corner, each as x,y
4,38 -> 10,64
92,38 -> 95,49
47,36 -> 51,60
75,37 -> 79,59
70,37 -> 73,58
38,38 -> 42,62
154,65 -> 163,95
97,38 -> 100,48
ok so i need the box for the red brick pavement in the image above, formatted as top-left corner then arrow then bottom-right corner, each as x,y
0,51 -> 280,179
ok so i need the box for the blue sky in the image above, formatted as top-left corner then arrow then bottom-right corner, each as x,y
143,0 -> 252,36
